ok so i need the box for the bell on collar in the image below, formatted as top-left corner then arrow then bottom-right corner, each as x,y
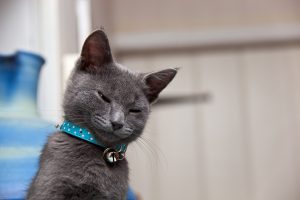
103,148 -> 125,164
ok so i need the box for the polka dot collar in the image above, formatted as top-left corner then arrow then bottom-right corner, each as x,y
59,120 -> 127,154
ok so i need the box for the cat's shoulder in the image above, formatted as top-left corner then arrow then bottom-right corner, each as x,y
47,131 -> 79,146
48,131 -> 70,142
42,131 -> 80,155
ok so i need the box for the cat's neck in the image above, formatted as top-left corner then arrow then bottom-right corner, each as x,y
59,120 -> 127,164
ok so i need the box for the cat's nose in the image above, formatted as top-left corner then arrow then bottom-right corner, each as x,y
111,121 -> 123,131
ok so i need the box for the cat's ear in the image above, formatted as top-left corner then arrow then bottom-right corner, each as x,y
143,68 -> 178,103
79,30 -> 113,73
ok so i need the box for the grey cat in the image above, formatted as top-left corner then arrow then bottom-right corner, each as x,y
26,30 -> 177,200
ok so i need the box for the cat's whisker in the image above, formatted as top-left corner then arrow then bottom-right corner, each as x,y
135,138 -> 159,170
134,139 -> 155,168
138,136 -> 168,171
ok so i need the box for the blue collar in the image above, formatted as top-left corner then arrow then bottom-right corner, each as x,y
60,120 -> 127,163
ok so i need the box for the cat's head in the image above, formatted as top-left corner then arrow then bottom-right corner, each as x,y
63,30 -> 177,146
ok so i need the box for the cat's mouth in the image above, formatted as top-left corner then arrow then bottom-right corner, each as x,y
112,129 -> 133,139
91,117 -> 132,141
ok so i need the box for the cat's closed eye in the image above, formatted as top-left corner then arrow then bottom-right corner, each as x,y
129,108 -> 142,113
97,91 -> 111,103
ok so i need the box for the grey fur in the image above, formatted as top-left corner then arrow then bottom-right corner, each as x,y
26,30 -> 177,200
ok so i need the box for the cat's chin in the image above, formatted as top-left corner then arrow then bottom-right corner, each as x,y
112,130 -> 132,139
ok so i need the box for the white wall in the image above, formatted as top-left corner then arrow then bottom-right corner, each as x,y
37,0 -> 78,123
102,1 -> 300,199
0,0 -> 79,123
0,0 -> 39,53
122,45 -> 300,200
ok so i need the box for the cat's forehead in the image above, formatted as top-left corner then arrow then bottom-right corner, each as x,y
93,64 -> 144,101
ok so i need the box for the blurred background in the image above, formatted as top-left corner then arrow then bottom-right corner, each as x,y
1,0 -> 300,199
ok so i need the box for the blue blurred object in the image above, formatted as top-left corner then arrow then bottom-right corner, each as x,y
0,51 -> 55,199
127,187 -> 137,200
0,51 -> 136,200
0,119 -> 54,199
0,51 -> 44,119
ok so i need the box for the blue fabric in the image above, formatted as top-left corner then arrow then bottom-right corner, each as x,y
0,51 -> 136,200
0,119 -> 54,199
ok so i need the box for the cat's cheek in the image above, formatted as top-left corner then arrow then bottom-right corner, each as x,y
91,115 -> 111,132
135,115 -> 148,126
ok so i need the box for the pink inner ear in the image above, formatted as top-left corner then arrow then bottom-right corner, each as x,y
84,41 -> 105,66
144,69 -> 177,103
80,30 -> 113,72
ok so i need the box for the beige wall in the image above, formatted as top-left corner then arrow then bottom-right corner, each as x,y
32,0 -> 300,199
122,45 -> 300,200
111,0 -> 300,34
87,1 -> 300,200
